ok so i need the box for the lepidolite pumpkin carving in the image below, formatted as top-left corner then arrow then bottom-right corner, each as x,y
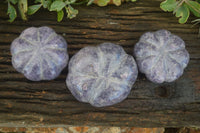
134,30 -> 189,83
66,43 -> 138,107
11,26 -> 69,81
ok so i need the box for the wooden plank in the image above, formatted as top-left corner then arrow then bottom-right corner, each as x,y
0,0 -> 200,127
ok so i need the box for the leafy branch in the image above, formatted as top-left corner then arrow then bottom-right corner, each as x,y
6,0 -> 137,22
7,0 -> 80,22
160,0 -> 200,36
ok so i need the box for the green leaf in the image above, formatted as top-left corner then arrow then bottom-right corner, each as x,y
9,0 -> 18,4
65,0 -> 76,5
34,0 -> 41,3
131,0 -> 137,2
42,0 -> 52,8
175,3 -> 190,24
113,0 -> 121,6
28,4 -> 42,15
97,0 -> 110,6
18,0 -> 28,20
160,0 -> 177,12
87,0 -> 95,6
57,10 -> 64,22
7,4 -> 17,22
186,1 -> 200,17
65,5 -> 78,19
50,1 -> 66,11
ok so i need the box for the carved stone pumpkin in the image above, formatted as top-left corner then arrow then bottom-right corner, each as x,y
66,43 -> 138,107
134,30 -> 189,83
11,26 -> 68,81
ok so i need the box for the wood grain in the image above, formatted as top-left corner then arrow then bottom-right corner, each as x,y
0,0 -> 200,127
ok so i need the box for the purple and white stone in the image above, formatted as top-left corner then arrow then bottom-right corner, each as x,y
134,29 -> 189,83
66,43 -> 138,107
11,26 -> 69,81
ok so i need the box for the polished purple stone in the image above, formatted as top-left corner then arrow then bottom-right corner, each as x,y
66,43 -> 138,107
134,29 -> 189,83
11,26 -> 69,81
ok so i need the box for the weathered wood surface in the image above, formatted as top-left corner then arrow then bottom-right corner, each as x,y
0,0 -> 200,127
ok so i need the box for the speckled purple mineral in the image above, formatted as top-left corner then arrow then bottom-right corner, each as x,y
66,43 -> 138,107
134,29 -> 189,83
11,26 -> 69,81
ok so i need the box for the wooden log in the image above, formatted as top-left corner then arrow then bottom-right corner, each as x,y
0,0 -> 200,127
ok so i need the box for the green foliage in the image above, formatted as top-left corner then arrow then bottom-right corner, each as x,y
57,10 -> 64,22
187,0 -> 200,17
50,1 -> 66,11
160,0 -> 200,24
65,5 -> 78,19
6,0 -> 137,22
18,0 -> 28,20
7,2 -> 17,22
41,0 -> 52,9
6,0 -> 82,22
28,4 -> 42,15
87,0 -> 95,5
160,0 -> 177,12
97,0 -> 110,6
96,0 -> 136,6
160,0 -> 200,36
113,0 -> 121,6
175,3 -> 190,24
